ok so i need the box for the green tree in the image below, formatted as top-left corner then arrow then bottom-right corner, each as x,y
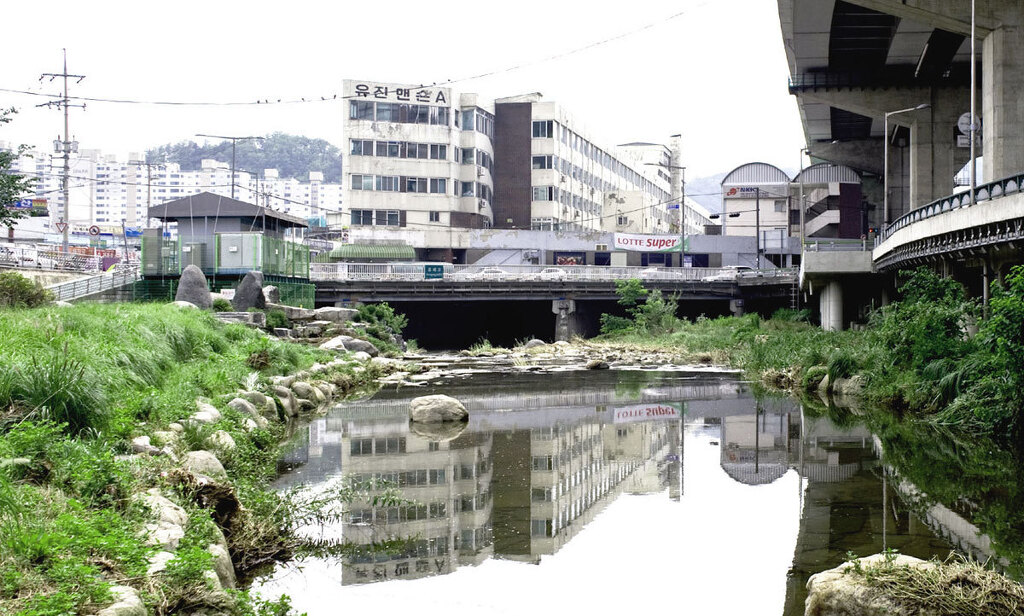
0,108 -> 35,229
147,132 -> 343,183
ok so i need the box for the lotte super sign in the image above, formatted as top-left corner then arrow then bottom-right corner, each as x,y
613,403 -> 682,424
613,233 -> 681,253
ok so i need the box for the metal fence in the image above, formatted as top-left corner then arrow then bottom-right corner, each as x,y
311,262 -> 798,283
46,268 -> 140,302
0,246 -> 107,272
803,238 -> 870,252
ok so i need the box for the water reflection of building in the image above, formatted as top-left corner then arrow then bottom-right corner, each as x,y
337,420 -> 494,585
492,414 -> 679,562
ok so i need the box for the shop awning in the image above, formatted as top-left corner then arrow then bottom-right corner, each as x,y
327,244 -> 416,260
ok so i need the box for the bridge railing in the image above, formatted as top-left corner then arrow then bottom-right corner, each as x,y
880,171 -> 1024,243
0,246 -> 105,272
311,263 -> 798,283
45,268 -> 140,302
804,238 -> 870,252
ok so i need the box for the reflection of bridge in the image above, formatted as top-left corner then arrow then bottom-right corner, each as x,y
781,1 -> 1024,330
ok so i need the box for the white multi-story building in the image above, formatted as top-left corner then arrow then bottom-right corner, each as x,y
496,96 -> 674,235
342,79 -> 494,237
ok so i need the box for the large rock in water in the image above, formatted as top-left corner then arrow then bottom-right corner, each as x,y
174,264 -> 212,309
409,394 -> 468,423
232,271 -> 266,311
805,553 -> 936,616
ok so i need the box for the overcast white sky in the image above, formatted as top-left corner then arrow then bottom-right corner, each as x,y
1,0 -> 804,179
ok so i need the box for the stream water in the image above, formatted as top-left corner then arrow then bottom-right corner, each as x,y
251,368 -> 1018,615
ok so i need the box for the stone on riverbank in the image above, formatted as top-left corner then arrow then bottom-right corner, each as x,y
232,271 -> 265,311
320,334 -> 379,356
208,543 -> 237,589
174,264 -> 212,310
272,385 -> 298,417
523,339 -> 546,349
805,554 -> 936,616
183,450 -> 227,480
833,375 -> 865,397
585,359 -> 610,370
171,300 -> 199,309
262,285 -> 280,304
228,397 -> 269,428
206,430 -> 236,453
193,401 -> 222,424
410,394 -> 468,423
314,306 -> 358,323
96,585 -> 146,616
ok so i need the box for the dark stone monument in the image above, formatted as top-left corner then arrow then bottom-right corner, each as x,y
232,271 -> 266,311
175,264 -> 212,309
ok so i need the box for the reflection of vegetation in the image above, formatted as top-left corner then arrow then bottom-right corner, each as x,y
841,552 -> 1024,615
613,371 -> 656,399
870,415 -> 1024,579
298,536 -> 422,562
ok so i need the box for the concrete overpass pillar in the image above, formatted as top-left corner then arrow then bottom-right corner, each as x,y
820,280 -> 843,332
552,299 -> 580,342
983,20 -> 1024,181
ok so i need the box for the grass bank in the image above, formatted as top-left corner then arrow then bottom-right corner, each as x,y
596,267 -> 1024,439
0,302 -> 377,615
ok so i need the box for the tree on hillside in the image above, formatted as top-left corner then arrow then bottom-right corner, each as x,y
0,108 -> 35,229
146,132 -> 343,183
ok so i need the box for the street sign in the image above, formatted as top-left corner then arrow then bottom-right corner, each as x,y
424,264 -> 444,280
55,221 -> 68,233
958,112 -> 980,135
88,225 -> 101,236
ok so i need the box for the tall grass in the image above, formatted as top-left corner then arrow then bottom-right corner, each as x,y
0,303 -> 329,436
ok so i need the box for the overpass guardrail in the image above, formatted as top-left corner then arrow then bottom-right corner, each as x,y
311,263 -> 798,283
880,171 -> 1024,243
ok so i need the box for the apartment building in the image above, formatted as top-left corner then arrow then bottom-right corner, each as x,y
2,142 -> 341,236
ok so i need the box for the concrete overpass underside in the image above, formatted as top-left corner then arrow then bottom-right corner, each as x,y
780,0 -> 1024,226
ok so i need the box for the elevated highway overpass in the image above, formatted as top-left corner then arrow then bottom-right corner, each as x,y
781,0 -> 1024,327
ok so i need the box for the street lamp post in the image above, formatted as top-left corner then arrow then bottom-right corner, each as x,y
644,159 -> 686,267
882,104 -> 930,228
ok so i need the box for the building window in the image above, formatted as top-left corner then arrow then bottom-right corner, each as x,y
403,177 -> 427,193
351,174 -> 373,191
532,120 -> 554,138
350,139 -> 373,155
374,437 -> 405,454
775,199 -> 786,213
531,519 -> 552,537
461,148 -> 475,165
429,211 -> 440,222
532,155 -> 553,170
617,216 -> 628,225
376,175 -> 399,192
532,487 -> 552,502
532,186 -> 555,201
430,144 -> 447,160
375,210 -> 400,226
350,438 -> 373,455
532,455 -> 553,471
460,181 -> 475,197
351,209 -> 373,225
349,100 -> 374,120
429,178 -> 447,194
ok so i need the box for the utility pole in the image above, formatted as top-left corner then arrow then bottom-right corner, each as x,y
755,187 -> 761,269
39,49 -> 85,253
194,134 -> 263,199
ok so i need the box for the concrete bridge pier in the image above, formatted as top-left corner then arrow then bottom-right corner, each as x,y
819,280 -> 844,332
552,299 -> 584,342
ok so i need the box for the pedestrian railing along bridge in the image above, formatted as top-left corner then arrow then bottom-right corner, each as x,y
311,262 -> 799,284
46,268 -> 140,302
0,246 -> 109,273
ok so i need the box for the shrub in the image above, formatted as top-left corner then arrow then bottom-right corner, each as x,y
827,351 -> 857,383
265,309 -> 289,330
211,298 -> 232,312
802,365 -> 828,390
0,272 -> 52,308
599,313 -> 634,334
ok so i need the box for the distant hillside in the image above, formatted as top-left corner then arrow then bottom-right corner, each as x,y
146,132 -> 342,183
685,172 -> 726,213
